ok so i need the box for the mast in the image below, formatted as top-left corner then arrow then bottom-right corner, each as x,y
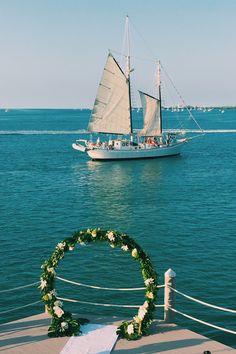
157,60 -> 162,135
125,15 -> 133,135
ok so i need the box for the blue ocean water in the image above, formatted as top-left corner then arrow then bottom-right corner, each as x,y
0,108 -> 236,348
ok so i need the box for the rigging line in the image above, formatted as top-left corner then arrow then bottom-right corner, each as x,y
111,49 -> 156,64
120,18 -> 127,68
161,75 -> 185,131
185,134 -> 205,141
128,17 -> 158,60
160,63 -> 204,133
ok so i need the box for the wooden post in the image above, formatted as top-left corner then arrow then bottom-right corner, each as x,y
164,268 -> 176,322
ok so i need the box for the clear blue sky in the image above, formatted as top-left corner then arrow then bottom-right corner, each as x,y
0,0 -> 235,108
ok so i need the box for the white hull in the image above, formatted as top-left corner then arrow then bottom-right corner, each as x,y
87,142 -> 185,161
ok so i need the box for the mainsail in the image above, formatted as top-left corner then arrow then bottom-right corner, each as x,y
88,53 -> 131,135
138,91 -> 162,136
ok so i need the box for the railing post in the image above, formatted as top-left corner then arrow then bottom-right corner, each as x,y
164,268 -> 176,322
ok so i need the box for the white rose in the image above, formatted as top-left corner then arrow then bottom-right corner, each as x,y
146,291 -> 154,299
138,306 -> 147,321
107,231 -> 115,242
39,278 -> 47,289
78,238 -> 85,245
133,315 -> 141,323
144,278 -> 154,286
57,242 -> 65,250
131,248 -> 138,258
91,230 -> 97,238
53,306 -> 64,318
61,321 -> 69,330
50,289 -> 57,296
121,245 -> 128,251
54,300 -> 63,307
127,323 -> 134,335
47,267 -> 55,274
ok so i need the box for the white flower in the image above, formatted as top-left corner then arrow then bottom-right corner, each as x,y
61,321 -> 69,330
50,289 -> 57,297
57,242 -> 66,250
47,292 -> 52,300
131,248 -> 138,258
127,323 -> 134,335
110,244 -> 115,248
54,300 -> 63,307
133,315 -> 141,323
146,291 -> 154,299
78,238 -> 85,245
39,278 -> 47,289
69,246 -> 74,251
53,305 -> 64,318
144,278 -> 154,286
121,245 -> 128,251
91,230 -> 97,238
143,301 -> 149,309
138,306 -> 147,321
47,267 -> 55,274
107,231 -> 115,242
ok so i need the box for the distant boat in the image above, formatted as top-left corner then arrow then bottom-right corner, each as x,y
72,17 -> 201,161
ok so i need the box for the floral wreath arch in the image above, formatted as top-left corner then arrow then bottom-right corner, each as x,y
39,229 -> 158,340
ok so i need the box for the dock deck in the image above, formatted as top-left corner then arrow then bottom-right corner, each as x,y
1,313 -> 235,353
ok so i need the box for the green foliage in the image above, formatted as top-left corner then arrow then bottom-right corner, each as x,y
39,228 -> 158,340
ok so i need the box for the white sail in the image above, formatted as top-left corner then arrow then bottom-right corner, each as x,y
138,91 -> 162,136
88,53 -> 131,135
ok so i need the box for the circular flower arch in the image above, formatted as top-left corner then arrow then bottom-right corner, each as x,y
39,228 -> 158,340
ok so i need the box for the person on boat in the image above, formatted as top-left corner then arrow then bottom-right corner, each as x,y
108,139 -> 114,150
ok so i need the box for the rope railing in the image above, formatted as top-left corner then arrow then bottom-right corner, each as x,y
0,301 -> 41,315
56,275 -> 165,291
164,269 -> 236,337
169,308 -> 236,335
0,281 -> 40,294
57,296 -> 165,308
1,270 -> 235,338
169,286 -> 236,314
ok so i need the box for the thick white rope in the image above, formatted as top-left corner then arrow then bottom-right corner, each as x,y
56,275 -> 164,291
0,300 -> 41,315
169,308 -> 236,335
0,281 -> 40,294
170,287 -> 236,314
57,296 -> 164,308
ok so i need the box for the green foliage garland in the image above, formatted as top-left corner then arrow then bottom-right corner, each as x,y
39,228 -> 158,340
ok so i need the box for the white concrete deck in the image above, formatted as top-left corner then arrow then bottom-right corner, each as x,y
0,313 -> 235,353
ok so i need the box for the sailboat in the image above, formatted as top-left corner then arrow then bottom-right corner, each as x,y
72,18 -> 195,161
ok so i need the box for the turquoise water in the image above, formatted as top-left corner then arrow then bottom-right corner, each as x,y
0,108 -> 236,348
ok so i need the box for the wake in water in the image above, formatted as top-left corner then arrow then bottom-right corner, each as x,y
0,130 -> 87,135
1,129 -> 236,135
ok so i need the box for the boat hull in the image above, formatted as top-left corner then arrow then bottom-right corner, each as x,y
87,142 -> 185,161
72,143 -> 87,152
